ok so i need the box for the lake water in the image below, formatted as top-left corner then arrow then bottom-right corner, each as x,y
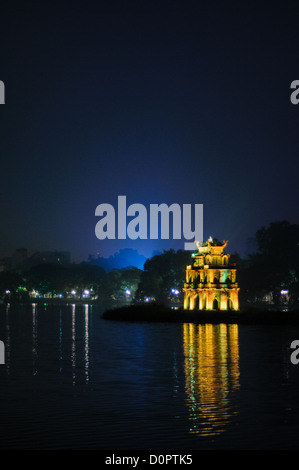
0,302 -> 299,450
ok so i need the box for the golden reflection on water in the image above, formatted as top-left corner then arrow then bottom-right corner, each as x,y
183,323 -> 240,436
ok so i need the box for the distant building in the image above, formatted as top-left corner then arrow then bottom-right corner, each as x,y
0,257 -> 12,272
183,238 -> 239,310
0,249 -> 72,272
11,248 -> 28,270
28,251 -> 71,267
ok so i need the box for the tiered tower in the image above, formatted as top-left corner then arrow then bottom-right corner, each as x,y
183,238 -> 239,310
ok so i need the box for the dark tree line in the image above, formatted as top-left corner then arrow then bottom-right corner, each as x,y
0,220 -> 298,309
0,263 -> 143,304
238,221 -> 299,309
135,249 -> 192,303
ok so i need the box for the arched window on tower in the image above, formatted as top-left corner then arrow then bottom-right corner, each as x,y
205,256 -> 209,264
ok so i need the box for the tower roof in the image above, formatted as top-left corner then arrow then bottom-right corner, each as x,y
195,238 -> 228,255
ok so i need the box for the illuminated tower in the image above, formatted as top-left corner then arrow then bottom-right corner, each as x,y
183,238 -> 239,310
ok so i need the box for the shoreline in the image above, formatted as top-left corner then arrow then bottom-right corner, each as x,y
102,303 -> 299,325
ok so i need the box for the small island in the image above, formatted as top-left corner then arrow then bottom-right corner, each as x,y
103,237 -> 299,325
102,303 -> 299,325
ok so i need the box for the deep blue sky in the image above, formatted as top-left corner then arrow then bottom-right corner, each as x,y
0,1 -> 298,262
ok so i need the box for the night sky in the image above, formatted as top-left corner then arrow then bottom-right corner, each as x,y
0,1 -> 298,263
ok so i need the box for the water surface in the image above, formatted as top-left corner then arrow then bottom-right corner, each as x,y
0,303 -> 299,449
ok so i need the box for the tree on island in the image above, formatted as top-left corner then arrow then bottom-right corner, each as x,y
135,249 -> 192,303
240,221 -> 299,308
99,266 -> 142,303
